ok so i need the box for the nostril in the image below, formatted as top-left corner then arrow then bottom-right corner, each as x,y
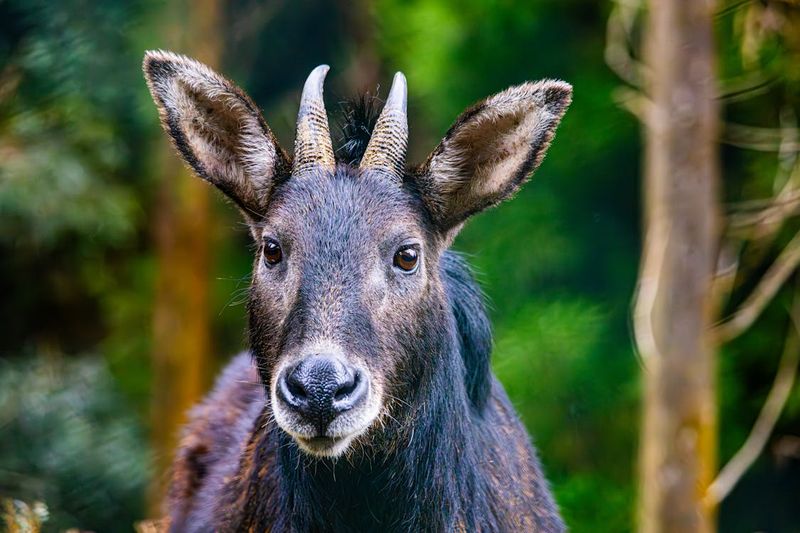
278,365 -> 308,409
332,370 -> 368,413
334,370 -> 359,401
287,373 -> 307,400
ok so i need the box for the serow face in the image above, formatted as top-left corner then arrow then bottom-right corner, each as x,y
143,51 -> 571,458
252,172 -> 431,457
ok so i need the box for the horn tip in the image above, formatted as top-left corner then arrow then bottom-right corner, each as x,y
303,65 -> 330,95
387,71 -> 407,113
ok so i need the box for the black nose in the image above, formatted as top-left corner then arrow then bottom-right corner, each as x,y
277,355 -> 367,428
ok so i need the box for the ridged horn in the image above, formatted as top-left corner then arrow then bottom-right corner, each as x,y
293,65 -> 335,175
360,72 -> 408,182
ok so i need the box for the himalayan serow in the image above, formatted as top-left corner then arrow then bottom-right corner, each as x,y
143,50 -> 572,532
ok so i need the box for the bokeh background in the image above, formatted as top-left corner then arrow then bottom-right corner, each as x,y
1,0 -> 799,531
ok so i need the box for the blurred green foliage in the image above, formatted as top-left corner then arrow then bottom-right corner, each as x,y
1,0 -> 799,531
0,355 -> 149,531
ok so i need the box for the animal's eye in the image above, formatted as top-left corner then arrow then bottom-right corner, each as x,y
393,245 -> 419,273
263,238 -> 283,266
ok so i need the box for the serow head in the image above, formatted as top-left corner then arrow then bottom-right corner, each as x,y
143,50 -> 571,458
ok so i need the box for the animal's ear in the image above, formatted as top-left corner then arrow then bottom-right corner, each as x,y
414,80 -> 571,234
143,50 -> 290,219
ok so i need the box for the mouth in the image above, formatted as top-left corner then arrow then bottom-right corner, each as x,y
294,434 -> 354,457
273,411 -> 380,458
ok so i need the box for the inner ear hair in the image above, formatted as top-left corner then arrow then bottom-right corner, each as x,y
170,83 -> 245,186
143,50 -> 290,219
415,79 -> 572,232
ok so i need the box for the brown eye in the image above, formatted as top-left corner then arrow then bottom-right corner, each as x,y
393,245 -> 419,273
264,239 -> 283,266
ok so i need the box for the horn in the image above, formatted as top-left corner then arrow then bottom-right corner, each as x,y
360,72 -> 408,182
293,65 -> 335,175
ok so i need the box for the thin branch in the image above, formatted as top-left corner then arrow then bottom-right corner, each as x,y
716,110 -> 800,337
718,72 -> 778,104
632,225 -> 670,368
727,107 -> 799,244
611,86 -> 650,121
773,106 -> 799,193
728,189 -> 800,213
712,240 -> 742,313
727,171 -> 800,236
705,293 -> 800,506
606,0 -> 775,115
728,200 -> 800,234
715,0 -> 754,19
605,0 -> 645,88
714,229 -> 800,343
723,122 -> 800,152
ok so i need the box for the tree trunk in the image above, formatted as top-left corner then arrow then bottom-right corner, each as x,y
637,0 -> 720,531
149,0 -> 222,517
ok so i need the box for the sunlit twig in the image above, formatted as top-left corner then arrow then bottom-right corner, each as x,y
605,0 -> 645,88
723,122 -> 800,152
714,229 -> 800,342
727,108 -> 800,238
632,225 -> 670,368
705,290 -> 800,505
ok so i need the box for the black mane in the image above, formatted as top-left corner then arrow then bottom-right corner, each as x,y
441,251 -> 493,409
